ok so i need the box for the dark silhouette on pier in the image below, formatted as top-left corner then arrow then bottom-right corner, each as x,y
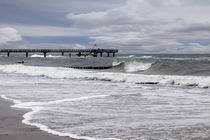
0,49 -> 118,58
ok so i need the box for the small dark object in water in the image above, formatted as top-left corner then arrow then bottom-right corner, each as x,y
203,86 -> 209,89
186,83 -> 198,87
136,82 -> 159,85
16,61 -> 24,64
69,66 -> 112,70
171,80 -> 175,85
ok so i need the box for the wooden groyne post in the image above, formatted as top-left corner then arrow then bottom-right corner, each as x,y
0,49 -> 118,58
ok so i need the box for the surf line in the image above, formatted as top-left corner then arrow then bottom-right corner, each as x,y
0,94 -> 119,140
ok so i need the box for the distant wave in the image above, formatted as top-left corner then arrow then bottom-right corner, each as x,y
0,64 -> 210,88
118,55 -> 155,59
138,56 -> 153,59
30,54 -> 65,58
154,57 -> 210,61
118,55 -> 135,59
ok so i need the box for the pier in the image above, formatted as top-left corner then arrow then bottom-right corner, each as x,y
0,49 -> 118,57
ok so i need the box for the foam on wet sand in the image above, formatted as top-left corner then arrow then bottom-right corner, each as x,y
0,98 -> 71,140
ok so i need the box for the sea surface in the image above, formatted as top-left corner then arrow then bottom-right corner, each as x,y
0,53 -> 210,140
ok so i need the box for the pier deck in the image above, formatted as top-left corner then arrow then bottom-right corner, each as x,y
0,49 -> 118,57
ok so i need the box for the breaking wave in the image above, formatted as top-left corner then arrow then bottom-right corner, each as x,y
112,60 -> 153,72
124,61 -> 153,72
0,64 -> 210,88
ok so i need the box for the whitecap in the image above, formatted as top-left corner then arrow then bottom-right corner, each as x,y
30,54 -> 65,58
0,64 -> 210,88
124,61 -> 153,72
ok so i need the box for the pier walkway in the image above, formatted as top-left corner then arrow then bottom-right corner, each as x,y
0,49 -> 118,57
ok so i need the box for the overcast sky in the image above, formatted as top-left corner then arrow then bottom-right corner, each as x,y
0,0 -> 210,53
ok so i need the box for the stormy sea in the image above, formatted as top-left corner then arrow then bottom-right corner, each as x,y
0,53 -> 210,140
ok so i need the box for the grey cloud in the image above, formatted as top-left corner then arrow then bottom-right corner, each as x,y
0,27 -> 22,45
0,0 -> 125,26
173,23 -> 210,33
66,0 -> 210,53
1,0 -> 210,53
181,0 -> 210,6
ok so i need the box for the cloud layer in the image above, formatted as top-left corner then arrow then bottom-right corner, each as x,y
67,0 -> 210,53
1,0 -> 210,53
0,27 -> 22,45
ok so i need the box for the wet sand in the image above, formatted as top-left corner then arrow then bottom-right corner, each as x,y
0,98 -> 71,140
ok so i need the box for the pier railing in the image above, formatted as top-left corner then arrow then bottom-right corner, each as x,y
0,49 -> 118,57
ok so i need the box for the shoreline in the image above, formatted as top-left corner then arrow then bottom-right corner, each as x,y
0,98 -> 72,140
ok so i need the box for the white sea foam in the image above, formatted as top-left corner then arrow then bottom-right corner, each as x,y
118,55 -> 135,58
21,107 -> 101,140
0,94 -> 120,140
124,61 -> 153,72
10,94 -> 111,108
0,64 -> 210,88
30,54 -> 65,58
112,61 -> 124,66
138,56 -> 153,59
46,94 -> 110,105
1,95 -> 22,104
128,55 -> 135,58
112,60 -> 153,72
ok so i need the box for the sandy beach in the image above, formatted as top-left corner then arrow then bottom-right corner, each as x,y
0,98 -> 71,140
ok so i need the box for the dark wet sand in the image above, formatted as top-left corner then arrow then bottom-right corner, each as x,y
0,98 -> 72,140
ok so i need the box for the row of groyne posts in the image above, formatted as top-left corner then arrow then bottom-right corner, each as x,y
0,49 -> 118,57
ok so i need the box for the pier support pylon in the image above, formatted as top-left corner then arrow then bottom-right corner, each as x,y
107,53 -> 110,57
26,52 -> 28,57
113,52 -> 115,57
93,52 -> 97,57
44,52 -> 47,58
